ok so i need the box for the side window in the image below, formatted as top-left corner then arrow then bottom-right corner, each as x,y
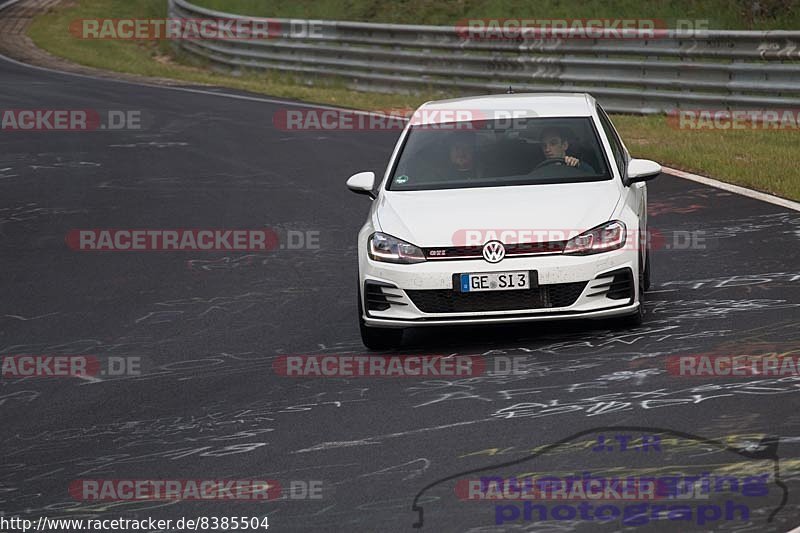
596,105 -> 626,178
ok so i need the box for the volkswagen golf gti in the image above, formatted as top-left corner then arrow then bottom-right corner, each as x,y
346,93 -> 661,349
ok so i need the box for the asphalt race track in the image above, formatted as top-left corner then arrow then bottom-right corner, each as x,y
1,54 -> 799,532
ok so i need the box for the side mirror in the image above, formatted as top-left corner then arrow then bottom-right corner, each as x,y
625,159 -> 661,185
346,171 -> 376,199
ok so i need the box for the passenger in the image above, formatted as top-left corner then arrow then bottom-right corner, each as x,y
443,131 -> 481,179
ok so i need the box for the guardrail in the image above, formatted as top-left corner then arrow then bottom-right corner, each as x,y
168,0 -> 800,114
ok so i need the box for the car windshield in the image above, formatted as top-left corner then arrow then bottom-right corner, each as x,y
388,116 -> 611,191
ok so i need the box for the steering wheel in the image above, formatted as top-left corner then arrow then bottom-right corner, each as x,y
533,158 -> 566,170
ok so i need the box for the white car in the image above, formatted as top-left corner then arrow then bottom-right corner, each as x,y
347,93 -> 660,349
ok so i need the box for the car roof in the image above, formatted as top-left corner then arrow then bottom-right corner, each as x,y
412,93 -> 596,124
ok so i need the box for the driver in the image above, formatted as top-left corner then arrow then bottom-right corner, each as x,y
540,127 -> 594,172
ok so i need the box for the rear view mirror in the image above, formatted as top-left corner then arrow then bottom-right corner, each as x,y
346,171 -> 376,199
626,159 -> 661,185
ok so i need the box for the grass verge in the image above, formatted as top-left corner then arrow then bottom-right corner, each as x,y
25,0 -> 800,200
192,0 -> 800,30
612,115 -> 799,201
26,0 -> 448,110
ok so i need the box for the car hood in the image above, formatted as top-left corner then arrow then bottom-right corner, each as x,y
376,182 -> 621,247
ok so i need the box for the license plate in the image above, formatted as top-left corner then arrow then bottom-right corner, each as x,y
459,271 -> 530,292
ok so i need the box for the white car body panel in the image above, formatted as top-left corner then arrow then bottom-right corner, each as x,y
376,181 -> 621,247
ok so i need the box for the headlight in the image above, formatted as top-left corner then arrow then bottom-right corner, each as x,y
563,221 -> 627,255
368,232 -> 426,264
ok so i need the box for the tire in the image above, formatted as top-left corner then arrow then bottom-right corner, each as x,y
643,246 -> 651,292
621,297 -> 644,327
358,288 -> 403,350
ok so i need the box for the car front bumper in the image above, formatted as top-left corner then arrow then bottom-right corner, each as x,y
359,246 -> 639,328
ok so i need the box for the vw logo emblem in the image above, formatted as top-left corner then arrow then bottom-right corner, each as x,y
482,240 -> 506,263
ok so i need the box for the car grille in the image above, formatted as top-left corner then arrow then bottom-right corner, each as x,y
422,241 -> 565,260
405,282 -> 587,313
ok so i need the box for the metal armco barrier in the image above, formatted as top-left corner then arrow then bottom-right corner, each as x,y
169,0 -> 800,114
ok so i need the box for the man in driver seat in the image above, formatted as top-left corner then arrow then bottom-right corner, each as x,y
540,127 -> 594,173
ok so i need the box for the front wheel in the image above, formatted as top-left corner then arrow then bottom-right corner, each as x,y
358,290 -> 403,350
620,300 -> 644,327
